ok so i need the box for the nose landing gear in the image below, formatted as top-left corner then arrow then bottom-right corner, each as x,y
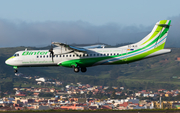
13,66 -> 18,73
14,69 -> 18,73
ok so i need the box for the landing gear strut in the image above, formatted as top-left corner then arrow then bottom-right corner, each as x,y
81,67 -> 87,72
74,67 -> 79,73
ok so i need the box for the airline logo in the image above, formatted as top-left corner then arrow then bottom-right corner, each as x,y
22,51 -> 49,56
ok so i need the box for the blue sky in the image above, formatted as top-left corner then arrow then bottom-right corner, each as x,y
0,0 -> 180,26
0,0 -> 180,47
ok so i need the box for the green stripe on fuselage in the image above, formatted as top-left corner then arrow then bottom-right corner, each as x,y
111,42 -> 165,64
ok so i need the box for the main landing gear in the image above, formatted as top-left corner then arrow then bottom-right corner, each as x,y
81,67 -> 87,72
73,67 -> 87,73
74,67 -> 79,73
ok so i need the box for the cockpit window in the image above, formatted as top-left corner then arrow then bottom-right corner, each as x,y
13,53 -> 19,57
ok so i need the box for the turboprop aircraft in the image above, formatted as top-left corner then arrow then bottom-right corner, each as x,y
5,20 -> 171,73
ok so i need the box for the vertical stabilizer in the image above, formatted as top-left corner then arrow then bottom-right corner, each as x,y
136,20 -> 171,49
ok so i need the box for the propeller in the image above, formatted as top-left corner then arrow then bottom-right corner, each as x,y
49,42 -> 54,62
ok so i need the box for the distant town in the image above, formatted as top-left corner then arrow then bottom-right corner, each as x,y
0,75 -> 180,111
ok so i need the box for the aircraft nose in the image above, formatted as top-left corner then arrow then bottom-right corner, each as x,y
5,58 -> 13,66
5,56 -> 15,66
5,59 -> 10,65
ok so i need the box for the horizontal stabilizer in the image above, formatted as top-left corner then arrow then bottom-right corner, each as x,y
157,24 -> 170,28
145,49 -> 171,58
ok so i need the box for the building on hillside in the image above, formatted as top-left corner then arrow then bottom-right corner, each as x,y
35,77 -> 46,82
153,101 -> 173,109
60,104 -> 87,110
177,57 -> 180,61
127,104 -> 145,110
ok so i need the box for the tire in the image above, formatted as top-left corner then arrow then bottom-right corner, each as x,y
74,67 -> 79,73
81,67 -> 87,72
14,69 -> 18,73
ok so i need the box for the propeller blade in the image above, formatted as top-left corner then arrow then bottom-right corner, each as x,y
49,43 -> 54,62
51,52 -> 54,62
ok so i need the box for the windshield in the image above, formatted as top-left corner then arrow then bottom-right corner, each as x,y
13,53 -> 19,57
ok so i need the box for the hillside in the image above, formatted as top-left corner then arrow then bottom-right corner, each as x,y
1,47 -> 180,89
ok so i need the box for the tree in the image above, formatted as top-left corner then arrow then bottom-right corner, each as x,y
176,94 -> 180,101
111,90 -> 116,99
39,92 -> 54,97
2,82 -> 13,92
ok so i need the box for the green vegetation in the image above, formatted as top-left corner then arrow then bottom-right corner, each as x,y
39,92 -> 54,97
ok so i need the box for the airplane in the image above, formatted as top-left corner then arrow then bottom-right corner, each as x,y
5,20 -> 171,73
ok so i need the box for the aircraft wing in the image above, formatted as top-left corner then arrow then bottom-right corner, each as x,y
52,42 -> 87,52
81,45 -> 105,49
52,42 -> 105,52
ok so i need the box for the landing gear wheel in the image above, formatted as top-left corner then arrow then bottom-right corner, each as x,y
81,67 -> 87,72
74,67 -> 79,73
14,69 -> 18,73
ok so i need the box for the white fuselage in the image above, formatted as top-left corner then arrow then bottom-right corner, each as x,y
6,47 -> 127,67
5,45 -> 171,68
